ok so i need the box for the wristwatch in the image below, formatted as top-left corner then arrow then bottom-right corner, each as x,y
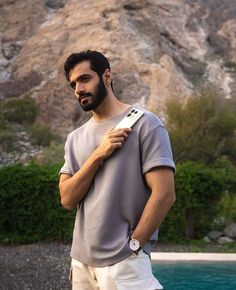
129,238 -> 142,255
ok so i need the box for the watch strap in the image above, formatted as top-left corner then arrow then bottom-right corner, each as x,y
133,247 -> 142,255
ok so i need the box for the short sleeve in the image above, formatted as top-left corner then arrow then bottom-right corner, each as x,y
59,137 -> 74,175
141,126 -> 175,174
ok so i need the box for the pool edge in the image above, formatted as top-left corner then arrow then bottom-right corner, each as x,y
151,252 -> 236,262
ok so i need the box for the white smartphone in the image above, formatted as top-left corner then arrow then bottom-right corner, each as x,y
115,108 -> 144,129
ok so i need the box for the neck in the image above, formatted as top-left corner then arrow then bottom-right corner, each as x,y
92,91 -> 130,121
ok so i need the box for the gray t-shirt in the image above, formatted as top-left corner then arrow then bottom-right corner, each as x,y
60,106 -> 175,267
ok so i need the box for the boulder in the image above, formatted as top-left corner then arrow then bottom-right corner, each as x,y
224,224 -> 236,239
0,0 -> 236,138
43,0 -> 66,10
207,230 -> 223,241
203,236 -> 211,243
217,236 -> 234,244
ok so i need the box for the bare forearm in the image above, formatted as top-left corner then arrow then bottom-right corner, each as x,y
131,190 -> 175,246
60,150 -> 102,209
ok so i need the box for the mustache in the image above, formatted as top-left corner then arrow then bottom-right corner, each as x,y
79,92 -> 92,102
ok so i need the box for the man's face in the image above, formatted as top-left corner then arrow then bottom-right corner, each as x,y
69,61 -> 107,111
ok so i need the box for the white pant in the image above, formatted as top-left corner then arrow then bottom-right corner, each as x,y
70,250 -> 163,290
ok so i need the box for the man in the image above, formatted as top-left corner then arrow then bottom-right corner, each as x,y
59,50 -> 176,290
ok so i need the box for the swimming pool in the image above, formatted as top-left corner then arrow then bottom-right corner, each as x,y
152,262 -> 236,290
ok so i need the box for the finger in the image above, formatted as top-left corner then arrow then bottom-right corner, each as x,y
109,133 -> 127,140
111,137 -> 125,143
112,142 -> 123,148
123,128 -> 132,132
108,126 -> 115,132
109,130 -> 130,138
112,128 -> 132,133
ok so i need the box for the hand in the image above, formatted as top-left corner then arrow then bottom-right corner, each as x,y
94,128 -> 132,161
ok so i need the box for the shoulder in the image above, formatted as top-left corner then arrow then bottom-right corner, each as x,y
133,105 -> 166,137
66,118 -> 91,144
141,108 -> 165,128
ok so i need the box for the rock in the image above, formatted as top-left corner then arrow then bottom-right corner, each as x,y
217,236 -> 234,244
0,71 -> 43,99
123,1 -> 148,11
224,224 -> 236,239
139,55 -> 192,113
0,0 -> 236,138
43,0 -> 66,10
19,153 -> 28,163
203,236 -> 211,243
2,41 -> 21,60
207,230 -> 223,241
0,125 -> 42,166
218,19 -> 236,63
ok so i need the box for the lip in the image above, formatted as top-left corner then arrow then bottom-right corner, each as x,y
79,94 -> 91,102
80,97 -> 90,105
79,96 -> 87,102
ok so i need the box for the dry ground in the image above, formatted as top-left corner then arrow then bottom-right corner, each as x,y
0,242 -> 235,290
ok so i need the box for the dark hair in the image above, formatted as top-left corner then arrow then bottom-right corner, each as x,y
64,50 -> 111,81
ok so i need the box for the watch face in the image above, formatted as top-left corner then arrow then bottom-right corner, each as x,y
129,239 -> 140,251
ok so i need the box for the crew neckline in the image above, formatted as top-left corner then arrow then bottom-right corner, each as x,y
90,106 -> 133,125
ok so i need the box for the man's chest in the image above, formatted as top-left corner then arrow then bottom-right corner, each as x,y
72,125 -> 141,170
73,126 -> 111,167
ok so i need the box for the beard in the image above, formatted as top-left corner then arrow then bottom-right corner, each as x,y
78,77 -> 107,112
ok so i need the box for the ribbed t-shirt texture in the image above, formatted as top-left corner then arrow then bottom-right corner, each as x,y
60,106 -> 175,267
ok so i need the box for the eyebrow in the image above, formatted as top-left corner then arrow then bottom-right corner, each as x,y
69,74 -> 92,86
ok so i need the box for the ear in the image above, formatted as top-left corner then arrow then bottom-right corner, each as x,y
103,69 -> 112,87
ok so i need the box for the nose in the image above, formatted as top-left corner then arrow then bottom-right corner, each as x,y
75,82 -> 85,98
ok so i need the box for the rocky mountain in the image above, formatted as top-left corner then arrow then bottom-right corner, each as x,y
0,0 -> 236,137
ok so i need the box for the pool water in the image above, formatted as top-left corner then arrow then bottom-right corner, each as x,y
152,262 -> 236,290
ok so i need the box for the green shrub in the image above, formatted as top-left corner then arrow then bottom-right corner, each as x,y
0,96 -> 39,124
1,161 -> 235,244
165,88 -> 236,164
29,122 -> 58,146
0,128 -> 19,152
213,193 -> 236,230
0,163 -> 75,243
0,96 -> 40,153
35,141 -> 65,165
159,161 -> 235,241
210,156 -> 236,228
212,156 -> 236,192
